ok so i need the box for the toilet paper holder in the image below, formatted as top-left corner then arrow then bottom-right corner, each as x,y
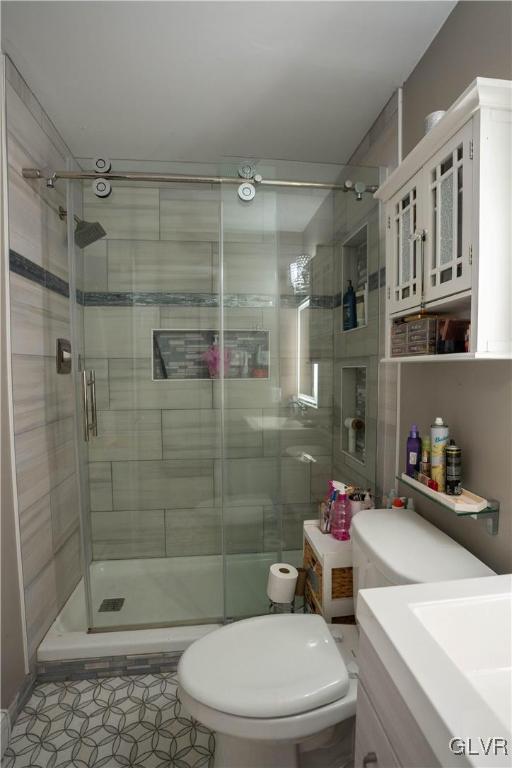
268,567 -> 306,614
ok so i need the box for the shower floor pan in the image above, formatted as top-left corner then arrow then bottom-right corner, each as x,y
38,551 -> 301,661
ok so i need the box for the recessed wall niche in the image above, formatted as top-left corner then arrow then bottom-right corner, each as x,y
152,329 -> 270,380
342,223 -> 368,331
340,365 -> 367,463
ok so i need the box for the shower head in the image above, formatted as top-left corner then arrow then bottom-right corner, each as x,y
58,206 -> 106,248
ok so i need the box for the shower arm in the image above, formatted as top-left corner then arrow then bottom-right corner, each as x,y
22,167 -> 379,195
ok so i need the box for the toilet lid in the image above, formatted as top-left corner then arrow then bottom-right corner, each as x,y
178,613 -> 349,718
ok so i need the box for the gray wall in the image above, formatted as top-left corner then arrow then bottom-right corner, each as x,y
1,56 -> 27,710
399,362 -> 512,574
363,2 -> 512,572
403,1 -> 512,155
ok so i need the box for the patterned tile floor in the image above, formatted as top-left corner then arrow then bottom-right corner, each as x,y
2,673 -> 215,768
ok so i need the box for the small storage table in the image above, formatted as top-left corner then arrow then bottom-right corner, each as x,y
303,520 -> 354,622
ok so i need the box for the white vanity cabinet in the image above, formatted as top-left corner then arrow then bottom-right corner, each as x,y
354,631 -> 440,768
378,78 -> 512,359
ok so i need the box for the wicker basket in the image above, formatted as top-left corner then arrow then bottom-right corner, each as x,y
331,566 -> 353,599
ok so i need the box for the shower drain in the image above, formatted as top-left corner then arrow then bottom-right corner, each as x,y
99,598 -> 125,612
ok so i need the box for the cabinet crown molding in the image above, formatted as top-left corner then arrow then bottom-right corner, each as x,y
375,77 -> 512,202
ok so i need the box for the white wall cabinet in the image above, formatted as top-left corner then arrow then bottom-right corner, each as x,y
378,78 -> 512,359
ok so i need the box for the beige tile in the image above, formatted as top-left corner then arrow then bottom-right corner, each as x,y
309,309 -> 333,358
280,457 -> 311,504
221,458 -> 278,507
263,407 -> 333,458
224,506 -> 264,554
159,188 -> 219,241
109,359 -> 212,410
165,508 -> 221,556
8,144 -> 68,279
84,307 -> 158,358
213,376 -> 281,410
50,474 -> 80,551
220,242 -> 278,294
311,458 -> 333,503
224,409 -> 264,458
54,529 -> 82,610
24,560 -> 58,660
222,190 -> 275,244
264,503 -> 317,551
15,416 -> 76,512
89,410 -> 162,462
112,460 -> 215,511
91,510 -> 165,559
84,358 -> 109,410
19,493 -> 53,587
163,409 -> 219,459
12,354 -> 74,434
83,186 -> 159,240
108,240 -> 213,293
159,306 -> 220,330
83,240 -> 108,291
162,408 -> 262,459
89,462 -> 113,511
10,274 -> 70,357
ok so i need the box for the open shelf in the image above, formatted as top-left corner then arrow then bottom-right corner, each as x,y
397,474 -> 499,535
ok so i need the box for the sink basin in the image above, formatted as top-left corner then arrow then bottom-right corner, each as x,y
245,416 -> 304,431
413,594 -> 512,731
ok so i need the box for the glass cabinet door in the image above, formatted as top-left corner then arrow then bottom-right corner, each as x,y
423,120 -> 473,304
386,169 -> 423,315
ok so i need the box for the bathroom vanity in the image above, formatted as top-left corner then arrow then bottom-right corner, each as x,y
354,574 -> 512,767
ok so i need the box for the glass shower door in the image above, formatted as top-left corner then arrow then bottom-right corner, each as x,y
77,172 -> 224,630
220,161 -> 339,620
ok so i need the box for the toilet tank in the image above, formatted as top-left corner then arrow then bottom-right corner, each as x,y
351,508 -> 495,599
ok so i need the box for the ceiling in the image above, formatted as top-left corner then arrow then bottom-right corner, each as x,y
1,1 -> 456,165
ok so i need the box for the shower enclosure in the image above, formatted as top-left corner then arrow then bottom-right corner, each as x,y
66,158 -> 380,632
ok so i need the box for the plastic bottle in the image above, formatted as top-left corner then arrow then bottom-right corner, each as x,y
420,436 -> 431,477
343,280 -> 357,330
431,417 -> 449,492
330,493 -> 352,541
406,425 -> 421,477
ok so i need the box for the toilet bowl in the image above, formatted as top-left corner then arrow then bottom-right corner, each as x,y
178,614 -> 358,768
178,509 -> 494,768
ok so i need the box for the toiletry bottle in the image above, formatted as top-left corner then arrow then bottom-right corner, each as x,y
363,490 -> 374,509
445,440 -> 462,496
431,417 -> 449,492
343,280 -> 357,331
330,493 -> 351,541
420,436 -> 431,477
406,425 -> 421,477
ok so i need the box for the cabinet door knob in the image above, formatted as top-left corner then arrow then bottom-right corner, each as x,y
363,752 -> 378,766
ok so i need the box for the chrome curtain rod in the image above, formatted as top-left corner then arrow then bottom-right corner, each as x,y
22,167 -> 379,194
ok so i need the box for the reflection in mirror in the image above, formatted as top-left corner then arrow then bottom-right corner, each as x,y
297,298 -> 318,407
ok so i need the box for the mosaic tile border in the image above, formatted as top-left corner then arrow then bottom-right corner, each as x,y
10,250 -> 385,310
36,651 -> 182,683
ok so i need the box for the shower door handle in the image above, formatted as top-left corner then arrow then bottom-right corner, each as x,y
81,369 -> 98,441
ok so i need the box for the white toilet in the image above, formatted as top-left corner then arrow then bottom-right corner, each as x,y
178,509 -> 494,768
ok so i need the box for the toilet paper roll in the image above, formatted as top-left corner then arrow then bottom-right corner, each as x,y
267,563 -> 299,604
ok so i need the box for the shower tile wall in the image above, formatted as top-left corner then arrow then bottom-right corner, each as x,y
83,184 -> 331,561
5,61 -> 82,660
332,181 -> 381,490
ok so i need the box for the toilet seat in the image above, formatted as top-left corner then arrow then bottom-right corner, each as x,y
179,677 -> 357,742
178,614 -> 350,719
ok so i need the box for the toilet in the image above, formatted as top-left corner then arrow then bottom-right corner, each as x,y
178,509 -> 494,768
